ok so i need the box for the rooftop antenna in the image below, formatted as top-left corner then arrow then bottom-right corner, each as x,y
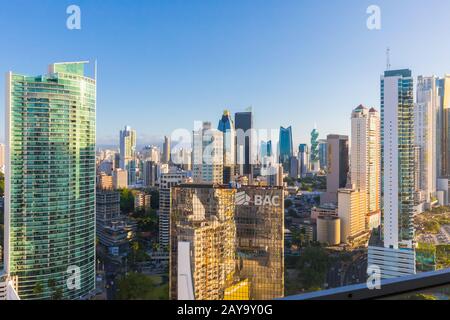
386,47 -> 391,71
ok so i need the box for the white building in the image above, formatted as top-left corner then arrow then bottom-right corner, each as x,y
414,76 -> 438,207
159,171 -> 188,247
368,69 -> 416,279
193,122 -> 223,184
351,105 -> 381,229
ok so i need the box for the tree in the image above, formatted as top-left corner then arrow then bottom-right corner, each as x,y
119,189 -> 135,214
296,246 -> 331,290
116,273 -> 168,300
32,282 -> 44,296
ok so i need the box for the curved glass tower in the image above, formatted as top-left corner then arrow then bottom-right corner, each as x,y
5,62 -> 96,299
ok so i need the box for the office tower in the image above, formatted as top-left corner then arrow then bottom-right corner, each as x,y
113,152 -> 121,169
298,144 -> 310,178
337,188 -> 366,244
162,136 -> 171,164
170,184 -> 284,300
351,105 -> 381,228
143,160 -> 157,187
159,172 -> 187,247
113,168 -> 128,189
260,140 -> 273,159
368,69 -> 416,279
119,126 -> 136,169
5,62 -> 96,299
119,126 -> 137,185
415,76 -> 438,206
218,110 -> 236,183
310,128 -> 320,172
318,139 -> 328,171
279,126 -> 293,172
235,111 -> 253,176
322,134 -> 349,204
289,156 -> 299,179
98,172 -> 113,190
170,184 -> 237,300
193,122 -> 223,184
235,186 -> 284,300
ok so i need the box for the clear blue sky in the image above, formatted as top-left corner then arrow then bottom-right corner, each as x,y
1,0 -> 450,147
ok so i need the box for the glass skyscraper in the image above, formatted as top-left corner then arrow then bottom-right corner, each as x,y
5,62 -> 96,299
279,126 -> 293,172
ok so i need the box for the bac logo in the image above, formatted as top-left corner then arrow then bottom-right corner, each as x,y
235,191 -> 251,205
236,191 -> 280,206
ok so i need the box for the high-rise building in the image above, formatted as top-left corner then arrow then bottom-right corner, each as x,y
159,172 -> 187,247
143,160 -> 157,187
5,62 -> 96,299
289,156 -> 299,179
234,186 -> 284,300
119,126 -> 136,169
119,126 -> 137,185
218,110 -> 236,183
368,69 -> 416,279
235,111 -> 253,177
170,184 -> 284,300
322,134 -> 349,204
260,141 -> 273,159
162,136 -> 171,164
98,172 -> 113,190
318,139 -> 328,171
279,126 -> 293,172
170,184 -> 237,300
193,122 -> 223,184
310,128 -> 320,172
113,168 -> 128,189
337,188 -> 367,244
298,144 -> 309,178
415,76 -> 438,206
351,105 -> 381,228
439,75 -> 450,178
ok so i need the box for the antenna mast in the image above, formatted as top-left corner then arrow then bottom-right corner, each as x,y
386,47 -> 391,70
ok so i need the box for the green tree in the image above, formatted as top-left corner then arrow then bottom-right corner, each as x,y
116,273 -> 168,300
296,246 -> 331,290
120,189 -> 135,214
0,172 -> 4,197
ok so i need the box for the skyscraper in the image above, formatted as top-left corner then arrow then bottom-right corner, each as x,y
368,69 -> 416,279
351,105 -> 381,228
119,126 -> 137,185
162,136 -> 171,164
260,141 -> 273,159
159,171 -> 187,247
170,184 -> 284,300
218,110 -> 236,183
439,75 -> 450,178
279,126 -> 293,173
415,76 -> 438,206
298,144 -> 310,178
318,139 -> 328,171
170,184 -> 237,300
235,111 -> 253,177
5,62 -> 96,299
322,134 -> 349,204
310,128 -> 320,172
193,122 -> 223,184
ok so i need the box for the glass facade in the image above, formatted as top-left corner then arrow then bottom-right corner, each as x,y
279,126 -> 293,172
170,184 -> 284,300
6,62 -> 96,299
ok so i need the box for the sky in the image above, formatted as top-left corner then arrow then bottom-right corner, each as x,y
1,0 -> 450,147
